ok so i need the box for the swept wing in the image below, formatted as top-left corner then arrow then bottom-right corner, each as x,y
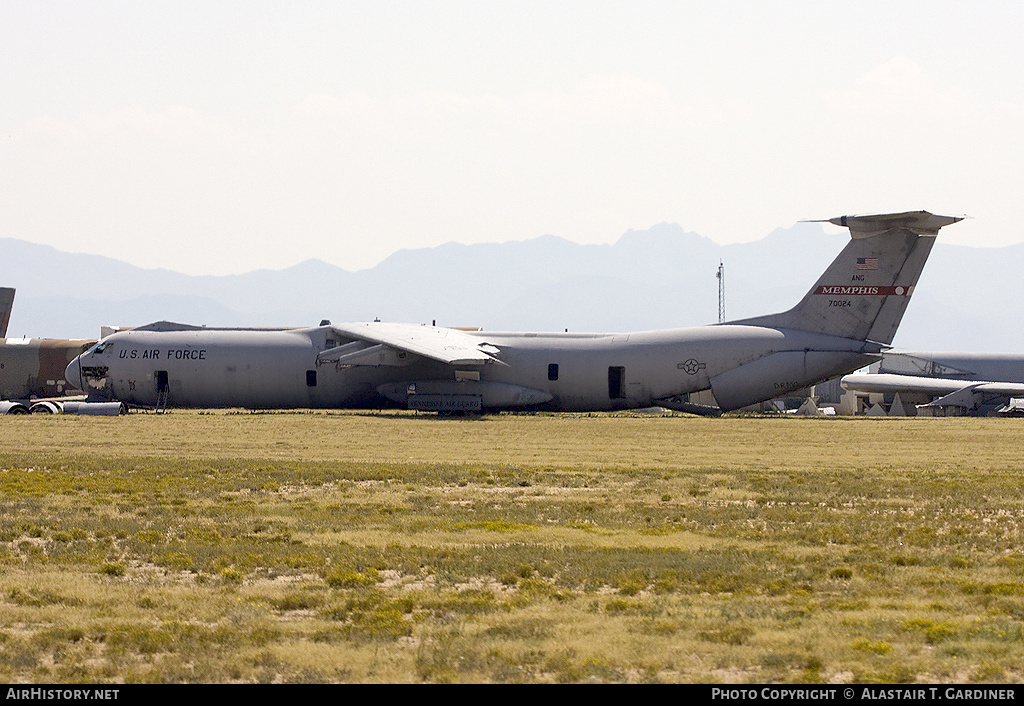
841,372 -> 1024,409
321,322 -> 504,367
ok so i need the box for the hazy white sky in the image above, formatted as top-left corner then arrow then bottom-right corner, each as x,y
2,1 -> 1022,275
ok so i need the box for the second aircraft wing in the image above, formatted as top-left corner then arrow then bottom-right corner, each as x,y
841,372 -> 1024,409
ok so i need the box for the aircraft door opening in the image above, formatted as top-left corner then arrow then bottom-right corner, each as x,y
155,370 -> 170,410
608,366 -> 625,399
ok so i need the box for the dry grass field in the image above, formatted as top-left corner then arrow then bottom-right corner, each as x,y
3,410 -> 1024,683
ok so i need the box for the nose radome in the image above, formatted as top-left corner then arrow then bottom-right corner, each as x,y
65,355 -> 82,393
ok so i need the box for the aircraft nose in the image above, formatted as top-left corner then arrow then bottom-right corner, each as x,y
65,355 -> 83,393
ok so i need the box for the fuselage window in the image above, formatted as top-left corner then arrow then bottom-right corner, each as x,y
306,370 -> 317,387
548,363 -> 559,381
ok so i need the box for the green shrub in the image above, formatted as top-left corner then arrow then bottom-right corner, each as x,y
99,562 -> 126,577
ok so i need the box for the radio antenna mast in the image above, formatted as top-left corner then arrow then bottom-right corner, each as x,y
716,261 -> 725,323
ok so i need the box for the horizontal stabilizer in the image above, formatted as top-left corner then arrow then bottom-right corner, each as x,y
812,211 -> 964,239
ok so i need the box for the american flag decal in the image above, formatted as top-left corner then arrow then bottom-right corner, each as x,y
856,257 -> 879,270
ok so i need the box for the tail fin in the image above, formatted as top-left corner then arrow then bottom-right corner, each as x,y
733,211 -> 962,344
0,288 -> 14,338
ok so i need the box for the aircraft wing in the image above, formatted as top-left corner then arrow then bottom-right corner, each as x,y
841,373 -> 1024,408
322,322 -> 505,367
841,373 -> 1024,396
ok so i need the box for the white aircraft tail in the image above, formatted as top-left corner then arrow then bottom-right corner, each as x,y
0,287 -> 14,338
733,212 -> 962,345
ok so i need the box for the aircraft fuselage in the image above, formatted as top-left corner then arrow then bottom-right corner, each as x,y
1,338 -> 94,401
68,323 -> 875,412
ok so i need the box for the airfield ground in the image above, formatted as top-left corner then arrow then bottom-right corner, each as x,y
2,410 -> 1024,683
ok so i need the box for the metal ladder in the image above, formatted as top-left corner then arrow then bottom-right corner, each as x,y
155,387 -> 169,414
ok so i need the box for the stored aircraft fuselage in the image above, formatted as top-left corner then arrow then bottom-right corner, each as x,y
2,337 -> 94,401
65,211 -> 964,414
68,323 -> 876,413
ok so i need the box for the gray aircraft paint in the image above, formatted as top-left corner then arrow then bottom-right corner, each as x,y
66,212 -> 962,413
841,350 -> 1024,414
876,351 -> 1024,382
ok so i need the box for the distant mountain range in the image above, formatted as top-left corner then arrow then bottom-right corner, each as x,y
1,223 -> 1021,352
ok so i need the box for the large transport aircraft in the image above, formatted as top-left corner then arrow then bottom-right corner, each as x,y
65,211 -> 962,414
1,288 -> 100,414
842,351 -> 1024,415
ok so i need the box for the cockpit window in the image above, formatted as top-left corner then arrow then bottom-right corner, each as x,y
90,342 -> 111,355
